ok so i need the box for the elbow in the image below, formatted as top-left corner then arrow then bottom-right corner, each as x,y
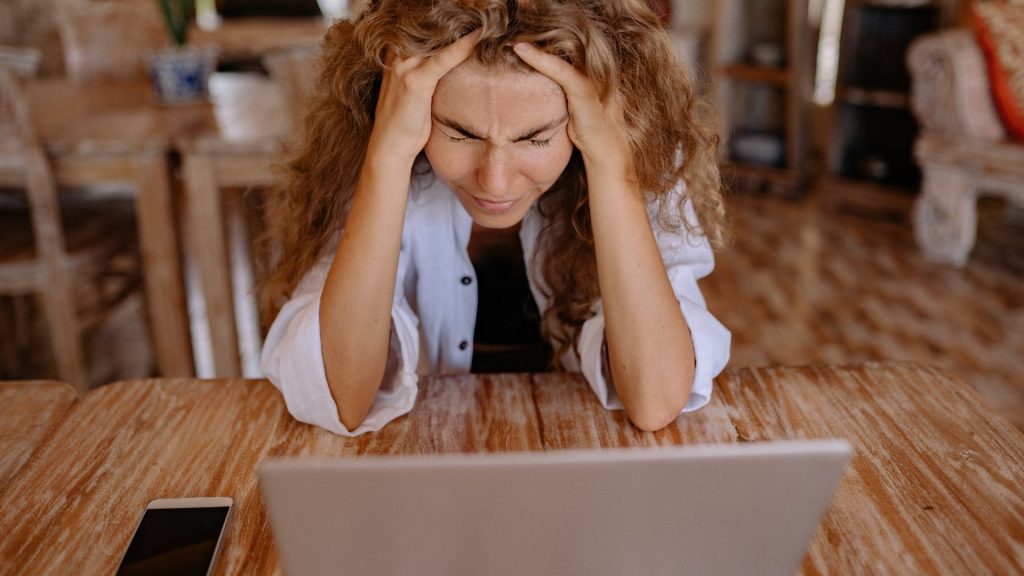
618,371 -> 693,433
338,403 -> 371,432
608,337 -> 696,432
328,372 -> 381,432
625,399 -> 686,432
324,345 -> 390,432
622,384 -> 690,432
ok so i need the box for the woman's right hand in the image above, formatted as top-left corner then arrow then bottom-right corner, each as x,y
367,29 -> 482,165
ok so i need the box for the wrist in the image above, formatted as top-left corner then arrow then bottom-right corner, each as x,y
579,140 -> 636,182
583,156 -> 640,196
365,130 -> 422,172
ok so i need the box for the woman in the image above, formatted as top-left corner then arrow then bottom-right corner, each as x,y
260,0 -> 730,436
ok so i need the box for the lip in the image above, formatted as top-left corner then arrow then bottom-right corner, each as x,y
471,195 -> 518,215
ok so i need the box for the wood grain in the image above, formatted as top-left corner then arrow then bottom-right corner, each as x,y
0,374 -> 540,575
715,363 -> 1024,575
0,365 -> 1021,575
0,380 -> 76,492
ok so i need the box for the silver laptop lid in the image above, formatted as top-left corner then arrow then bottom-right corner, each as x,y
259,440 -> 852,576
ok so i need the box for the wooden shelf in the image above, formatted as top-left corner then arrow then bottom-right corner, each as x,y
725,161 -> 805,198
712,0 -> 811,197
719,64 -> 792,87
837,87 -> 909,109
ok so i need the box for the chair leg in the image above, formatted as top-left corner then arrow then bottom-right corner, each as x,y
41,281 -> 88,393
912,164 -> 977,267
0,298 -> 21,377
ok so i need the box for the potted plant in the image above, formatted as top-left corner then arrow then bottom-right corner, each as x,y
145,0 -> 218,104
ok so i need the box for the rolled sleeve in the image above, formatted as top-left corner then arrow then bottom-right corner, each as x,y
260,254 -> 422,437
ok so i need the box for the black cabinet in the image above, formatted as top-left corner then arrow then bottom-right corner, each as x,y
826,2 -> 942,214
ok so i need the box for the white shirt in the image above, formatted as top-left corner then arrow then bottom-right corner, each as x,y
261,172 -> 731,436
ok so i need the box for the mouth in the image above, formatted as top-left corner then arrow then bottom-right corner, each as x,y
471,195 -> 518,215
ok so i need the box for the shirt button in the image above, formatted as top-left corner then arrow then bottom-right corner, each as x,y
461,276 -> 472,285
458,340 -> 468,351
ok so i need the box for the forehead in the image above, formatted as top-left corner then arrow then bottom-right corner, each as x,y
433,61 -> 566,117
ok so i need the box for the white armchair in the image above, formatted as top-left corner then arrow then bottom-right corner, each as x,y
907,29 -> 1024,266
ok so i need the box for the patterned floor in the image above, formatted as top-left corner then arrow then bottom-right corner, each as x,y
702,191 -> 1024,431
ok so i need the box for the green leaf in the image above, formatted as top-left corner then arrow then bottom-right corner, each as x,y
155,0 -> 195,46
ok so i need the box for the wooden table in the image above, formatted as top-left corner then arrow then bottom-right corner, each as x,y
190,17 -> 328,64
1,363 -> 1022,574
0,380 -> 76,491
26,73 -> 288,378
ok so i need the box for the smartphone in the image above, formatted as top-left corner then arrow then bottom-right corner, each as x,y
115,497 -> 233,576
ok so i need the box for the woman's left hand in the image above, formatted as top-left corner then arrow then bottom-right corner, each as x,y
512,42 -> 634,174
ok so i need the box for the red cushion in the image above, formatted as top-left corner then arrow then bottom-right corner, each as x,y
974,1 -> 1024,140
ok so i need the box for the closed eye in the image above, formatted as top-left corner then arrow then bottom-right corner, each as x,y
433,114 -> 566,147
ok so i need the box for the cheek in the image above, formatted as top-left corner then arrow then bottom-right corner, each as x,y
524,140 -> 574,184
424,139 -> 474,182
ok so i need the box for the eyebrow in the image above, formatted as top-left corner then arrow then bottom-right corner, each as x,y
432,114 -> 568,142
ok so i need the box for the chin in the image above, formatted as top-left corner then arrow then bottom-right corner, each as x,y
467,208 -> 529,230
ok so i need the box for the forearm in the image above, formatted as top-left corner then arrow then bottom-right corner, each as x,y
320,153 -> 412,430
587,160 -> 695,431
508,41 -> 696,430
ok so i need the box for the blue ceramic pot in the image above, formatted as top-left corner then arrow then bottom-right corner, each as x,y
144,46 -> 218,105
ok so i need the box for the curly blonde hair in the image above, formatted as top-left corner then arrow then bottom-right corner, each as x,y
261,0 -> 725,362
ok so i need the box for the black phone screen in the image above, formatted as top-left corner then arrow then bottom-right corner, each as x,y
115,506 -> 230,576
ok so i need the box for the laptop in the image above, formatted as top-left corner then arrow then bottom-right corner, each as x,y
259,440 -> 852,576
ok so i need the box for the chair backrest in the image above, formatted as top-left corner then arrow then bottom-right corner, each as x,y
0,64 -> 67,272
262,44 -> 321,139
0,47 -> 42,80
56,0 -> 169,83
0,63 -> 137,391
0,63 -> 32,145
907,29 -> 1005,141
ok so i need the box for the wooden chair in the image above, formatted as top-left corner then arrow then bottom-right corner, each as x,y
55,0 -> 168,83
0,63 -> 142,392
0,47 -> 42,79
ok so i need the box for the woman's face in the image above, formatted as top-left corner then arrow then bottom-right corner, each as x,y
424,61 -> 574,229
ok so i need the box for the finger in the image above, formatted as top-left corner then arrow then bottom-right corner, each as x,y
512,42 -> 591,97
383,46 -> 423,74
422,28 -> 483,78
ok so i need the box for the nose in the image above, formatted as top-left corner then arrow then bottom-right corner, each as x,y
477,146 -> 510,197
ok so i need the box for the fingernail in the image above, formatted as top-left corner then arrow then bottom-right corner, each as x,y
513,42 -> 531,53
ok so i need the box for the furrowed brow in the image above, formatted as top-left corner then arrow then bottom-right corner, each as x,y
432,114 -> 569,142
512,114 -> 568,142
432,115 -> 484,139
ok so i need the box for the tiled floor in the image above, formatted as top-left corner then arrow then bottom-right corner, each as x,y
702,191 -> 1024,431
